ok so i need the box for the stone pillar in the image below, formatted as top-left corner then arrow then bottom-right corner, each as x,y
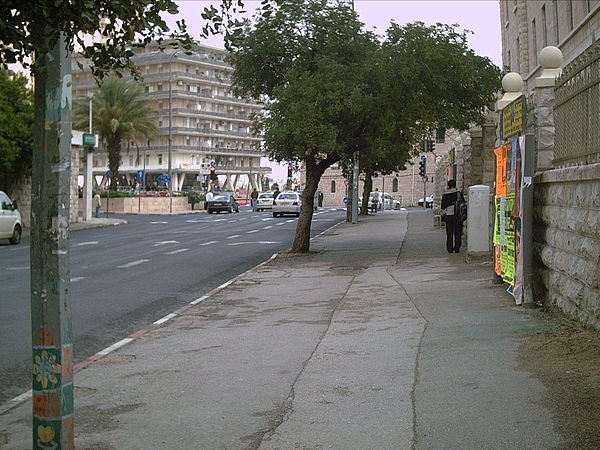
532,46 -> 563,172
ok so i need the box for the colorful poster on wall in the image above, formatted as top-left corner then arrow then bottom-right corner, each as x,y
494,143 -> 510,196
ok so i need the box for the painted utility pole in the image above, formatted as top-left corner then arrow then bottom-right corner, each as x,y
30,35 -> 74,449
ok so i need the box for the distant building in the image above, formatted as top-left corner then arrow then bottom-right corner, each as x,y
71,40 -> 269,191
303,129 -> 460,207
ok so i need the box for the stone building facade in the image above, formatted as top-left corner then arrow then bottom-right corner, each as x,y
308,131 -> 459,208
498,0 -> 599,328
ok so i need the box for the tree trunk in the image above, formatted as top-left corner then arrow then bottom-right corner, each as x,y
290,156 -> 333,253
361,171 -> 373,215
107,135 -> 121,190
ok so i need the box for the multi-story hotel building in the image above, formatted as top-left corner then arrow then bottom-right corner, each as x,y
71,40 -> 268,191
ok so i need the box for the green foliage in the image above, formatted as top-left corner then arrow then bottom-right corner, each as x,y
0,0 -> 193,79
73,79 -> 159,188
229,0 -> 376,167
0,70 -> 33,188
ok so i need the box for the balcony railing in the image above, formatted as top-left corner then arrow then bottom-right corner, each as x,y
160,126 -> 259,139
170,108 -> 250,121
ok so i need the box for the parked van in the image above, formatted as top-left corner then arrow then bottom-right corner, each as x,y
0,191 -> 22,244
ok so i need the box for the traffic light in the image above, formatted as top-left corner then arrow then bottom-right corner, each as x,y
418,157 -> 427,178
210,166 -> 217,181
287,165 -> 293,178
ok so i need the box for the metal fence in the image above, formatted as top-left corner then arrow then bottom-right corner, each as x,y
554,40 -> 600,166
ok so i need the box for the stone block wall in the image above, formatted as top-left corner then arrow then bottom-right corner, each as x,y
533,163 -> 600,329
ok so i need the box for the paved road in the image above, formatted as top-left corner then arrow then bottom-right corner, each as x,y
0,207 -> 345,403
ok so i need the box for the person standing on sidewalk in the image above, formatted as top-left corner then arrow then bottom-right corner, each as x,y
441,180 -> 463,253
250,188 -> 259,212
94,193 -> 101,218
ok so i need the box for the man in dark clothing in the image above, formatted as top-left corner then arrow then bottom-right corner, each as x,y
441,180 -> 463,253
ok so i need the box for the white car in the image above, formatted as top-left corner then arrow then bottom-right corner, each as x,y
256,192 -> 274,211
0,191 -> 22,244
418,196 -> 434,208
273,192 -> 302,217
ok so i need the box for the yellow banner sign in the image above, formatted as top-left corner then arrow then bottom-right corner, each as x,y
502,96 -> 525,139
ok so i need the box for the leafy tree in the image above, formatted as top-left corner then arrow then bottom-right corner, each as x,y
227,0 -> 378,252
357,22 -> 501,213
73,79 -> 159,188
0,70 -> 33,190
1,1 -> 192,78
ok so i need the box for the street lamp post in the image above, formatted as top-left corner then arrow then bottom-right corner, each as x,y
84,92 -> 94,220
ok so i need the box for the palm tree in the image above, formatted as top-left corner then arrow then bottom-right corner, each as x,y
74,78 -> 158,189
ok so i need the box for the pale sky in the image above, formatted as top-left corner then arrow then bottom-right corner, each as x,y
167,1 -> 503,180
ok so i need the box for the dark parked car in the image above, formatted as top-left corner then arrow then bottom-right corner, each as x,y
207,194 -> 239,214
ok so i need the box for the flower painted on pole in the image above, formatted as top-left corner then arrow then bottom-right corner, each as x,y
33,350 -> 62,389
37,425 -> 57,447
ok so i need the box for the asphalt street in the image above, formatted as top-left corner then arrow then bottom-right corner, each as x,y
0,206 -> 345,404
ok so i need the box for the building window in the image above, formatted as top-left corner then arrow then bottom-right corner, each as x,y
568,0 -> 574,30
553,0 -> 559,44
157,154 -> 163,165
436,128 -> 446,143
507,49 -> 511,71
532,19 -> 538,65
542,4 -> 548,48
392,178 -> 399,192
158,120 -> 163,127
331,180 -> 336,193
516,37 -> 521,73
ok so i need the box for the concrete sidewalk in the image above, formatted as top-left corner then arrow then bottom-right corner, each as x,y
0,210 -> 562,449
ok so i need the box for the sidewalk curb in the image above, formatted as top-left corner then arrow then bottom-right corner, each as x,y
0,218 -> 345,415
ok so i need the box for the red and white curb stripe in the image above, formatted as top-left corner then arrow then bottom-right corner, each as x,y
0,219 -> 344,414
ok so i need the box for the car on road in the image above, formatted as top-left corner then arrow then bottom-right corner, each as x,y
207,194 -> 240,214
0,191 -> 22,244
418,196 -> 434,208
257,192 -> 274,211
359,192 -> 402,212
273,192 -> 302,217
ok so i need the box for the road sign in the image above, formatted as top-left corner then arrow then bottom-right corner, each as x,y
136,170 -> 144,183
420,155 -> 427,161
106,170 -> 113,178
343,197 -> 349,204
210,161 -> 216,167
157,175 -> 171,183
83,133 -> 96,146
199,168 -> 210,175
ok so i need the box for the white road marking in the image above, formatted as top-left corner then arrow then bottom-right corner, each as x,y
98,337 -> 134,355
286,219 -> 295,223
190,295 -> 209,305
214,219 -> 227,222
153,313 -> 177,325
152,240 -> 179,247
70,277 -> 87,282
74,241 -> 98,247
227,220 -> 237,223
226,234 -> 241,239
165,248 -> 189,255
246,230 -> 259,234
276,222 -> 285,226
117,259 -> 150,268
199,240 -> 218,246
172,230 -> 189,234
151,221 -> 168,224
227,241 -> 280,246
262,225 -> 273,229
7,266 -> 29,271
261,218 -> 272,221
186,219 -> 206,223
218,280 -> 233,289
